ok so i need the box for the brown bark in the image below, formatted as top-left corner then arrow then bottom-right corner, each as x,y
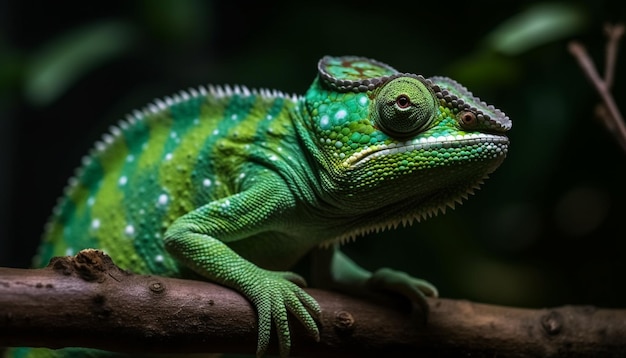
1,249 -> 625,357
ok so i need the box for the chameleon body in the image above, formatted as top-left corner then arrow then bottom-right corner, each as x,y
13,56 -> 510,357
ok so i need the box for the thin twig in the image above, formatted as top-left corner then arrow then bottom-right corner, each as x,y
603,24 -> 624,89
568,24 -> 626,153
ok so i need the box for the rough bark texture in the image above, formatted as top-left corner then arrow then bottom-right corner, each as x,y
1,250 -> 625,357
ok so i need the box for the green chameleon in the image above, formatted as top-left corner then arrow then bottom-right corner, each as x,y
9,55 -> 510,357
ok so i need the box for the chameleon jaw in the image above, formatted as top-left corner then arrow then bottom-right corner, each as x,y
320,173 -> 488,248
343,132 -> 510,168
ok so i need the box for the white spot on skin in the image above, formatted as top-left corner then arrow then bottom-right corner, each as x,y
165,153 -> 173,161
158,194 -> 168,206
126,155 -> 134,163
320,115 -> 329,128
155,254 -> 164,263
119,176 -> 127,186
335,109 -> 347,120
231,114 -> 238,120
87,197 -> 95,206
358,95 -> 368,106
203,178 -> 212,187
125,225 -> 135,237
65,247 -> 74,256
213,129 -> 219,135
91,219 -> 101,229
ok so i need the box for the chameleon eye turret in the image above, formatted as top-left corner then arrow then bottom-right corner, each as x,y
429,76 -> 511,133
371,76 -> 438,138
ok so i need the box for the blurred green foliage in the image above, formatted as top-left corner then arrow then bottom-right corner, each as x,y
24,21 -> 138,106
0,0 -> 624,311
485,2 -> 587,55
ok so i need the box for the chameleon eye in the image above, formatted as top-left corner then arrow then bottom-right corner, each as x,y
374,77 -> 437,138
457,110 -> 477,129
395,95 -> 411,109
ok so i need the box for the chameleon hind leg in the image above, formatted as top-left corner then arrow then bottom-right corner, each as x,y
311,243 -> 438,314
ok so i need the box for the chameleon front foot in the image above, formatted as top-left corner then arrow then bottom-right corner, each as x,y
367,267 -> 438,315
246,269 -> 321,358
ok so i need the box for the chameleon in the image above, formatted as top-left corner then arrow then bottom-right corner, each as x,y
6,55 -> 511,357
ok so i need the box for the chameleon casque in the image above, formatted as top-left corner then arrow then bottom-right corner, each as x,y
9,56 -> 511,357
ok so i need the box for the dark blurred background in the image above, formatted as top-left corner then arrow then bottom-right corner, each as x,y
1,0 -> 625,309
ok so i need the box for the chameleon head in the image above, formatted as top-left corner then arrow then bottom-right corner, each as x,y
303,56 -> 511,215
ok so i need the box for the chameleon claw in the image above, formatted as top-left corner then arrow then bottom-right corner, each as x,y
248,269 -> 321,358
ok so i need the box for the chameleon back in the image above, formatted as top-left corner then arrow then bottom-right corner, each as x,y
35,85 -> 302,276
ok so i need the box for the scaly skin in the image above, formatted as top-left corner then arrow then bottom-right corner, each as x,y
11,56 -> 510,357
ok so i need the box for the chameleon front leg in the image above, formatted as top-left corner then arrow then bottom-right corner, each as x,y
163,176 -> 320,358
311,243 -> 438,314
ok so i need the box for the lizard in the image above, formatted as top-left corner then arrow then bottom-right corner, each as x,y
6,55 -> 511,357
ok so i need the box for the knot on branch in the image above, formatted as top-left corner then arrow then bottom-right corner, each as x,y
541,310 -> 563,336
49,249 -> 129,282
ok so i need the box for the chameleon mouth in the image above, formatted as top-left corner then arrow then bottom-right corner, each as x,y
344,132 -> 509,167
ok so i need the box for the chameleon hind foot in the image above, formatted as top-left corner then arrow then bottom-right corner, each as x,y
367,267 -> 438,315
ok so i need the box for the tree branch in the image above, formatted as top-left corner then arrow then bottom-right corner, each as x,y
603,23 -> 623,89
568,23 -> 626,153
1,250 -> 625,357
